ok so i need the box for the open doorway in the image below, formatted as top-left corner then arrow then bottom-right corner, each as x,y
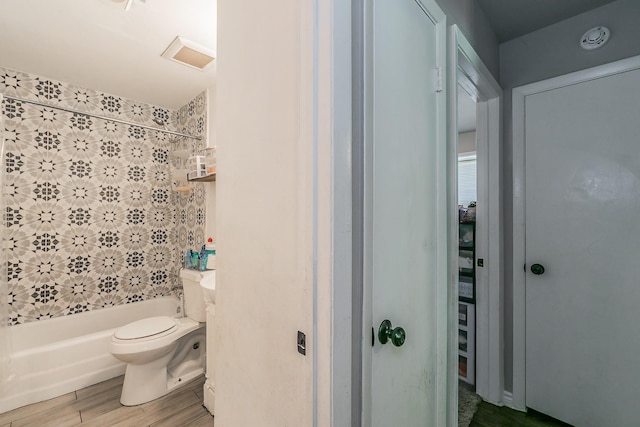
457,86 -> 477,385
448,25 -> 503,424
456,85 -> 482,424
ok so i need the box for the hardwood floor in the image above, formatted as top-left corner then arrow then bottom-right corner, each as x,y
0,375 -> 214,427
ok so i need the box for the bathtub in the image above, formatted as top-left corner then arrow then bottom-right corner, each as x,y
0,296 -> 182,414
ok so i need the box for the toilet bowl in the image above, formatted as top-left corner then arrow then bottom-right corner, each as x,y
109,269 -> 214,406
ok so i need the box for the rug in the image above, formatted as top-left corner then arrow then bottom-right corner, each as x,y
458,381 -> 482,427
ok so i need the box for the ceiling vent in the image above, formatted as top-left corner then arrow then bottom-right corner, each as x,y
580,26 -> 610,51
161,36 -> 215,71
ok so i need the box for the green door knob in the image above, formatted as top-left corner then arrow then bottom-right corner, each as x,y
378,319 -> 406,347
530,263 -> 545,275
390,326 -> 406,347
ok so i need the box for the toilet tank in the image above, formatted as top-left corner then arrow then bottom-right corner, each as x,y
179,269 -> 214,322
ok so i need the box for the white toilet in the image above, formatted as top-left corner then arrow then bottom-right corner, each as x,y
109,268 -> 214,406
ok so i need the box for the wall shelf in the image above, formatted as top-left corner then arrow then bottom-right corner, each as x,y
458,301 -> 475,385
458,220 -> 476,385
188,173 -> 216,182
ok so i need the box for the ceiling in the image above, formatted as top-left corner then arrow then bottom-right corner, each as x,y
0,0 -> 216,110
0,0 -> 619,112
456,0 -> 618,132
477,0 -> 617,42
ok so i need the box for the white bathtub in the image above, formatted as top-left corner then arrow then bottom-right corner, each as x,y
0,297 -> 182,414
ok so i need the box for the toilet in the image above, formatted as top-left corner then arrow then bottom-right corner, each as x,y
109,268 -> 214,406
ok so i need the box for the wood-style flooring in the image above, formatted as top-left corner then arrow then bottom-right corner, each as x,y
3,373 -> 575,427
0,375 -> 214,427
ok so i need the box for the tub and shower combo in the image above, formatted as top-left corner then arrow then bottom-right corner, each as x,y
0,76 -> 214,414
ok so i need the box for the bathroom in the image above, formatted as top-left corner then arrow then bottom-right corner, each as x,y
0,0 -> 219,423
0,0 -> 319,424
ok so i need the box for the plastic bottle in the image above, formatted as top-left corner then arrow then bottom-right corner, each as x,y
191,251 -> 200,270
185,250 -> 193,269
205,237 -> 216,270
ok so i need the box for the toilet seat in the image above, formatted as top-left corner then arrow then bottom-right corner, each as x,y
110,317 -> 202,358
114,316 -> 177,340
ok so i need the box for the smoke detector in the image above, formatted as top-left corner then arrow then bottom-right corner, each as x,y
580,26 -> 610,50
161,36 -> 215,71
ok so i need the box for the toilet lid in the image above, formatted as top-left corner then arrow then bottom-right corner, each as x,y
115,316 -> 178,340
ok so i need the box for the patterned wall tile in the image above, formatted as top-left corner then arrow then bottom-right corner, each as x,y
1,67 -> 207,325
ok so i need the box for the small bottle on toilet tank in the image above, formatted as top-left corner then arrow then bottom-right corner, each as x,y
202,237 -> 216,270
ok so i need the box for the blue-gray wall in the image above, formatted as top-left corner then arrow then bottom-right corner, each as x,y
500,0 -> 640,392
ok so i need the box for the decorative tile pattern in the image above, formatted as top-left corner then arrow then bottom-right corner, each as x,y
174,91 -> 208,268
1,67 -> 207,325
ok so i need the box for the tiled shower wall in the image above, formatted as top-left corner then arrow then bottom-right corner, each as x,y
0,67 -> 207,325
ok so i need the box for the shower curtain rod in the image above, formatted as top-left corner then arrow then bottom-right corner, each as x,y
0,94 -> 202,141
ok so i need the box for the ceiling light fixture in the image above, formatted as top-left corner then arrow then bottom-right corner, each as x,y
161,36 -> 215,71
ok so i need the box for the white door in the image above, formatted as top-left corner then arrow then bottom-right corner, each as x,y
525,65 -> 640,426
365,0 -> 448,426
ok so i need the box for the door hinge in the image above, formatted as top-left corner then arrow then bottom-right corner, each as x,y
434,66 -> 443,93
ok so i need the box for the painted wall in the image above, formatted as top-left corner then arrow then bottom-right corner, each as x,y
436,0 -> 500,79
458,130 -> 476,154
214,0 -> 313,425
500,0 -> 640,392
1,67 -> 207,325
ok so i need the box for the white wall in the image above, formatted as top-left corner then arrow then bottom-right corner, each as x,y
458,130 -> 477,154
214,1 -> 314,425
500,0 -> 640,392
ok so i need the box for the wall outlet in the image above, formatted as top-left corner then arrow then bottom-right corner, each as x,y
297,331 -> 306,356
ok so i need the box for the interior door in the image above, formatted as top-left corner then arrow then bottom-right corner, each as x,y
365,1 -> 447,426
525,66 -> 640,426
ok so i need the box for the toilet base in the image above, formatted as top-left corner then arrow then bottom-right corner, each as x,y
120,351 -> 170,406
168,367 -> 205,393
118,329 -> 206,406
120,359 -> 205,406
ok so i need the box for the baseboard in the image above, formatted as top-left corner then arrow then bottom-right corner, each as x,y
503,391 -> 526,412
502,391 -> 513,408
203,380 -> 215,415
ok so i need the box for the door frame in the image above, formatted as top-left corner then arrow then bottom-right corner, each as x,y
448,25 -> 503,407
511,54 -> 640,411
358,0 -> 450,425
312,0 -> 356,424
